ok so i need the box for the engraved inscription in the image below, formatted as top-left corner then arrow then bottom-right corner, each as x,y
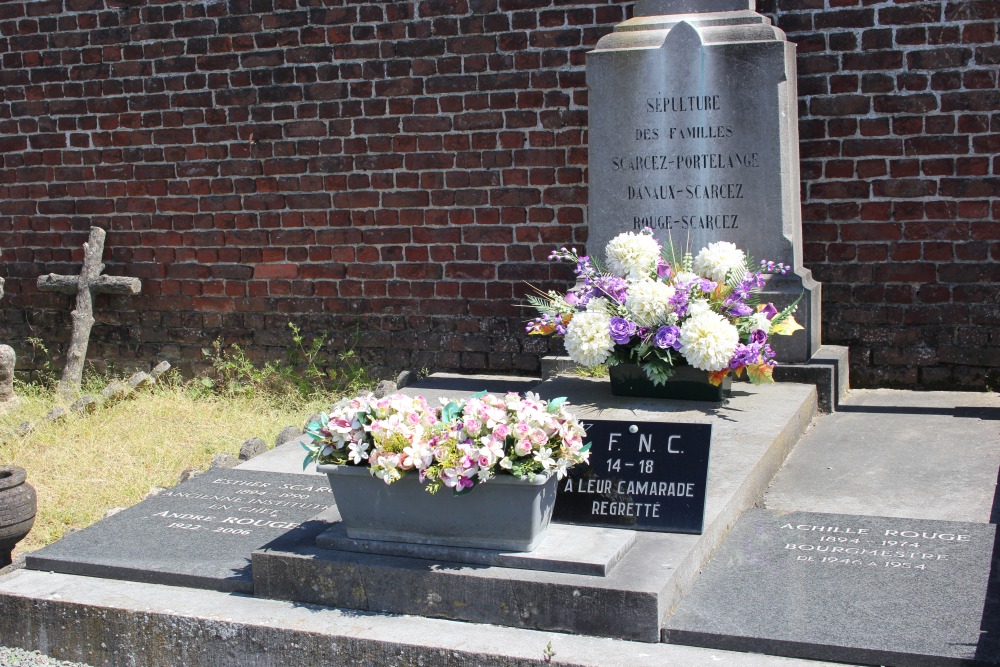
779,522 -> 973,574
154,477 -> 331,536
594,84 -> 771,245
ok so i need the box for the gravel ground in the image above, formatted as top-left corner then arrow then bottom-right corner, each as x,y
0,648 -> 94,667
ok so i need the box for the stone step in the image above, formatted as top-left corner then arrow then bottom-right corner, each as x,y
0,569 -> 852,667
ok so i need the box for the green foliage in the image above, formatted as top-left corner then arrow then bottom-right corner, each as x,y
769,293 -> 804,328
542,641 -> 556,664
642,358 -> 677,386
198,322 -> 371,402
440,400 -> 461,423
569,364 -> 609,379
23,337 -> 57,388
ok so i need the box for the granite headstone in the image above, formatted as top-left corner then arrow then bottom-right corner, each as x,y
586,0 -> 821,362
665,509 -> 1000,666
26,469 -> 333,592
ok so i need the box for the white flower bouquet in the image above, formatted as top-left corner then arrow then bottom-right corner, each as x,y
526,230 -> 803,387
301,391 -> 591,494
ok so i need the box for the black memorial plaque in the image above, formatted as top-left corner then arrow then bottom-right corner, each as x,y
553,419 -> 712,534
26,468 -> 333,592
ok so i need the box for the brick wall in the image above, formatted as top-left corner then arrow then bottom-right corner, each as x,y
0,0 -> 996,389
767,0 -> 1000,388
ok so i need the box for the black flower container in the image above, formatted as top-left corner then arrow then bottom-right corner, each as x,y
609,363 -> 732,402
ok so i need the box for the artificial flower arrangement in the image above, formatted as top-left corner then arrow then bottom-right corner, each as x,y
301,391 -> 591,494
526,230 -> 803,386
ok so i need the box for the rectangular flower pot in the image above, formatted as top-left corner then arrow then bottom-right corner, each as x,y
317,464 -> 558,552
609,362 -> 732,401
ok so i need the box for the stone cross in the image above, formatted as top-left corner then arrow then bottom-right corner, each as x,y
37,227 -> 141,400
0,277 -> 18,412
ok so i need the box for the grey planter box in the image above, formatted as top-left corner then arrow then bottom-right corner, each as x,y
317,464 -> 558,552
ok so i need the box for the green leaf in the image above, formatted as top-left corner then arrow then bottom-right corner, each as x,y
302,451 -> 314,471
580,442 -> 591,454
441,401 -> 462,423
642,360 -> 676,387
769,292 -> 804,327
470,390 -> 488,399
546,396 -> 568,412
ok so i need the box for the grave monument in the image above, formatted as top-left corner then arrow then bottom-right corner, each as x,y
586,0 -> 821,362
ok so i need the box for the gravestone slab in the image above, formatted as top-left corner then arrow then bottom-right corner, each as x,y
665,509 -> 1000,666
554,419 -> 711,533
586,1 -> 821,362
26,469 -> 333,592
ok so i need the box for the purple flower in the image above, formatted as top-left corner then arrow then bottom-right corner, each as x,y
596,276 -> 628,303
729,343 -> 761,369
698,278 -> 717,293
668,290 -> 689,318
654,325 -> 682,351
636,326 -> 651,341
727,302 -> 753,317
761,303 -> 779,320
564,292 -> 579,306
609,317 -> 637,345
750,329 -> 768,345
656,260 -> 672,280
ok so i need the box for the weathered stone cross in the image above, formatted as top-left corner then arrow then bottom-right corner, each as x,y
37,227 -> 141,400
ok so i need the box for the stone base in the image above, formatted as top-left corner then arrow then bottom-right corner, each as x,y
542,344 -> 850,413
772,344 -> 850,412
316,518 -> 637,577
252,377 -> 817,642
0,372 -> 821,661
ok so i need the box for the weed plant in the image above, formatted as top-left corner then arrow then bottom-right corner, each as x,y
198,323 -> 369,400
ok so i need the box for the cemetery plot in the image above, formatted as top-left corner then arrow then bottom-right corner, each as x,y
26,469 -> 333,592
665,509 -> 1000,666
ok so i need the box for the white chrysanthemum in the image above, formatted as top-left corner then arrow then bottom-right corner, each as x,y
693,241 -> 745,283
674,271 -> 700,287
747,311 -> 772,334
626,280 -> 676,328
564,310 -> 614,367
605,232 -> 661,279
586,297 -> 611,314
687,299 -> 712,317
679,310 -> 739,371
